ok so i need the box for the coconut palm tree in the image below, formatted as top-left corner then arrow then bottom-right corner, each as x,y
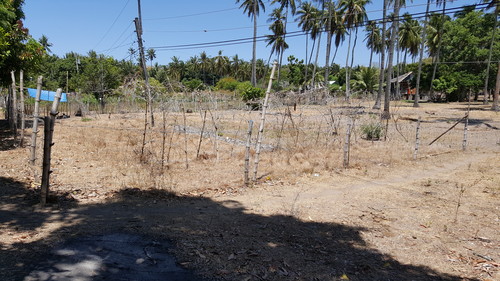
39,35 -> 53,53
339,0 -> 371,101
325,2 -> 346,87
297,1 -> 319,82
214,50 -> 229,77
383,0 -> 401,119
199,51 -> 211,83
414,0 -> 431,108
364,20 -> 382,68
266,8 -> 288,79
399,13 -> 421,69
236,0 -> 266,86
373,0 -> 388,110
271,0 -> 298,80
147,48 -> 156,68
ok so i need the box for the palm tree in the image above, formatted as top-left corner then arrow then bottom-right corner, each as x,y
199,51 -> 211,84
339,0 -> 371,101
399,13 -> 421,69
297,1 -> 319,82
373,0 -> 388,110
147,48 -> 156,68
364,20 -> 382,68
128,48 -> 136,63
383,0 -> 401,119
214,50 -> 229,77
325,2 -> 345,87
414,0 -> 431,108
266,8 -> 288,78
429,0 -> 452,101
39,35 -> 53,53
482,0 -> 499,105
236,0 -> 265,86
271,0 -> 298,80
168,56 -> 184,82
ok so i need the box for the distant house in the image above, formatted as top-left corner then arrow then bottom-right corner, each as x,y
390,71 -> 414,99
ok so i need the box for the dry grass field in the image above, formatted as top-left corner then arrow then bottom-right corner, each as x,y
1,99 -> 499,280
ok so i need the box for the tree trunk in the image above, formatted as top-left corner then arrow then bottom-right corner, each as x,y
19,70 -> 25,147
414,0 -> 431,107
383,0 -> 400,119
348,27 -> 360,102
251,0 -> 257,86
345,33 -> 353,101
492,61 -> 500,111
324,1 -> 333,88
373,0 -> 387,110
483,10 -> 497,104
429,0 -> 447,101
311,32 -> 323,88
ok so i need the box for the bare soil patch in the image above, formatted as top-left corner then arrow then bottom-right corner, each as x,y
1,101 -> 499,280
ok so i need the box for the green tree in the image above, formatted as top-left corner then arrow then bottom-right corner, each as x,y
236,0 -> 265,86
266,8 -> 289,76
146,48 -> 156,68
38,35 -> 52,53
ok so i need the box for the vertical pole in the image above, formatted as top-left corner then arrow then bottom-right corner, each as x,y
414,117 -> 421,160
10,71 -> 18,143
463,93 -> 470,151
19,70 -> 26,147
135,0 -> 154,127
244,120 -> 254,186
40,89 -> 62,205
253,61 -> 278,182
30,76 -> 43,165
343,119 -> 352,169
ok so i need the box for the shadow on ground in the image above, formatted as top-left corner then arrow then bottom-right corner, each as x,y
0,176 -> 478,281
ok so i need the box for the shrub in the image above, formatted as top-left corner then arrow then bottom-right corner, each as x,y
237,81 -> 264,102
182,78 -> 205,92
216,77 -> 239,91
360,121 -> 383,140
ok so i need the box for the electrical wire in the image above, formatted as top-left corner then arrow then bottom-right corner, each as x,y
148,3 -> 489,52
93,0 -> 131,50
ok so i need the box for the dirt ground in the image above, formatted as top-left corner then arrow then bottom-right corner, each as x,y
1,100 -> 499,281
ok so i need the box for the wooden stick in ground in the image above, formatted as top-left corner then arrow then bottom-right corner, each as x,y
10,71 -> 18,143
244,120 -> 254,186
40,89 -> 62,206
161,107 -> 168,171
343,119 -> 352,169
30,76 -> 43,165
463,93 -> 471,151
429,114 -> 468,146
19,70 -> 25,147
253,61 -> 278,182
413,116 -> 421,160
196,110 -> 207,159
207,108 -> 219,162
181,104 -> 189,169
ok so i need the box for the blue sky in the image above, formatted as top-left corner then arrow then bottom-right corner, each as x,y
23,0 -> 478,67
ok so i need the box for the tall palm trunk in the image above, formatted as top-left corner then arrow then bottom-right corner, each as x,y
251,1 -> 258,86
348,27 -> 360,101
324,1 -> 333,87
373,0 -> 387,110
345,32 -> 353,101
383,0 -> 400,119
311,31 -> 323,88
483,10 -> 497,104
414,0 -> 431,107
305,31 -> 309,83
429,0 -> 447,100
395,21 -> 401,100
492,61 -> 500,111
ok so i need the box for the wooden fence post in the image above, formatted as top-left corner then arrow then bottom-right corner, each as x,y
40,89 -> 62,206
10,71 -> 18,143
19,70 -> 26,147
413,117 -> 421,160
463,94 -> 470,151
30,76 -> 43,165
244,120 -> 254,186
253,61 -> 278,182
343,119 -> 352,169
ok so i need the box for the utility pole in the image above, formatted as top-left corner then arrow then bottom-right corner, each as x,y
135,0 -> 154,126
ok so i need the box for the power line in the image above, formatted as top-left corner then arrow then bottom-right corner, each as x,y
149,3 -> 488,52
93,0 -> 131,50
143,7 -> 239,21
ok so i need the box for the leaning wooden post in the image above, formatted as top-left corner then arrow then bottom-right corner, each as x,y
413,116 -> 421,160
30,76 -> 43,165
10,71 -> 18,143
40,89 -> 62,206
19,70 -> 26,147
253,61 -> 278,182
244,120 -> 254,186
